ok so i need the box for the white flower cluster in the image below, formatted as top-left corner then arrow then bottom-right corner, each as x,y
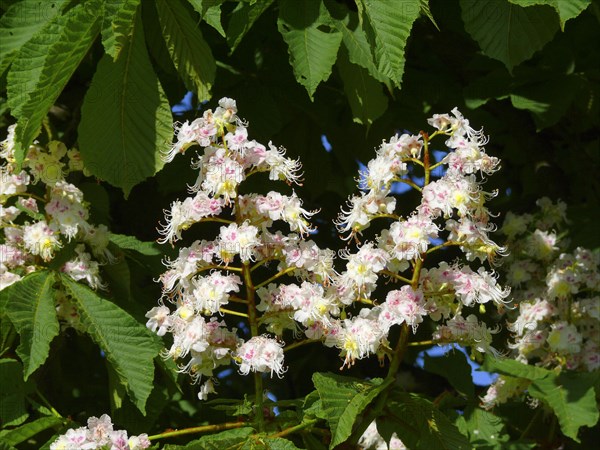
329,108 -> 509,365
148,98 -> 336,399
1,128 -> 112,327
50,414 -> 150,450
482,199 -> 600,409
147,100 -> 510,399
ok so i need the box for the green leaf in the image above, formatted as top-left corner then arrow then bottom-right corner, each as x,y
312,372 -> 388,448
382,392 -> 470,450
460,0 -> 560,72
509,0 -> 591,30
59,274 -> 161,413
9,1 -> 102,165
464,68 -> 512,109
262,437 -> 302,449
3,271 -> 59,379
331,9 -> 389,85
101,0 -> 141,60
102,257 -> 131,302
419,0 -> 440,30
226,0 -> 274,53
277,0 -> 343,100
157,0 -> 216,101
0,416 -> 63,446
0,359 -> 28,427
78,6 -> 173,196
174,427 -> 255,449
187,0 -> 226,37
480,356 -> 551,380
423,350 -> 475,398
356,0 -> 421,88
510,75 -> 580,130
109,233 -> 162,256
458,405 -> 507,447
337,49 -> 388,127
0,0 -> 66,77
528,371 -> 599,442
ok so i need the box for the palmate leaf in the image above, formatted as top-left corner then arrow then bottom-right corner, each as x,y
0,0 -> 66,78
356,0 -> 421,89
0,359 -> 28,427
460,0 -> 559,72
2,271 -> 59,380
101,0 -> 141,60
0,416 -> 63,447
78,4 -> 173,196
187,0 -> 226,37
528,372 -> 599,443
157,0 -> 216,101
312,372 -> 389,449
332,12 -> 388,84
7,0 -> 102,166
482,357 -> 599,442
226,0 -> 274,53
337,49 -> 388,127
509,0 -> 591,30
380,392 -> 470,450
277,0 -> 343,100
59,274 -> 161,413
165,427 -> 255,449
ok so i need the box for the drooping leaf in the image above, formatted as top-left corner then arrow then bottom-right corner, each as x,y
187,0 -> 226,37
3,271 -> 59,379
460,0 -> 560,72
463,68 -> 512,109
337,49 -> 388,127
510,75 -> 580,130
277,0 -> 343,100
509,0 -> 591,30
527,371 -> 599,442
480,356 -> 551,380
8,1 -> 102,165
381,392 -> 470,450
333,11 -> 388,84
457,405 -> 508,447
356,0 -> 421,88
59,274 -> 161,413
0,359 -> 28,427
423,350 -> 475,398
0,416 -> 63,447
171,427 -> 255,449
419,0 -> 440,30
109,233 -> 162,256
312,372 -> 388,448
156,0 -> 215,101
226,0 -> 274,53
101,0 -> 141,60
78,5 -> 173,196
0,0 -> 66,77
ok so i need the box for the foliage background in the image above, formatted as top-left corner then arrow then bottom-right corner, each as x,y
0,0 -> 599,448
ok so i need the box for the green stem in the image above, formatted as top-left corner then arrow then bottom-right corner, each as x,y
35,389 -> 62,419
426,241 -> 460,254
255,266 -> 296,290
198,217 -> 236,225
148,422 -> 247,441
268,418 -> 319,439
380,270 -> 412,285
220,308 -> 249,318
392,178 -> 422,192
284,339 -> 318,353
408,339 -> 435,347
243,262 -> 265,433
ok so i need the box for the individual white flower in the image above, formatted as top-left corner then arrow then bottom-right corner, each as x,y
235,336 -> 286,377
